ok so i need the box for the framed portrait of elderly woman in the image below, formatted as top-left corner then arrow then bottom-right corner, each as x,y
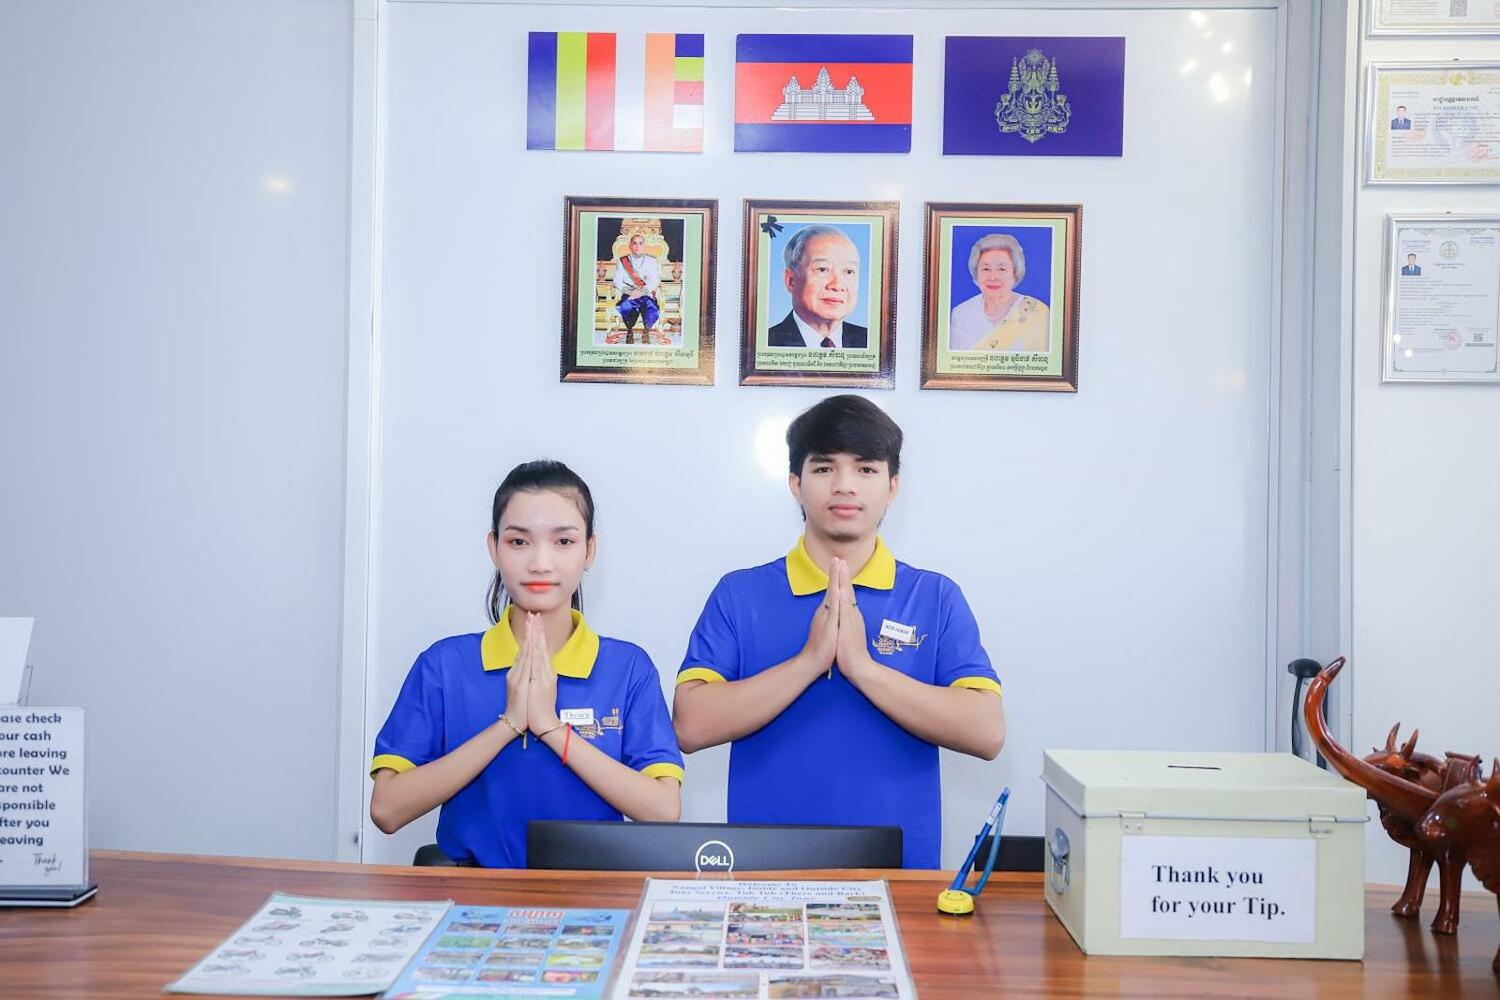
561,196 -> 718,385
740,199 -> 899,388
920,202 -> 1082,392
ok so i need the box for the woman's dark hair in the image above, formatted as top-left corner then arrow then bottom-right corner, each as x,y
486,460 -> 596,624
786,395 -> 903,477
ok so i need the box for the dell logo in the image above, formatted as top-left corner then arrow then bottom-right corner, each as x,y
694,839 -> 734,874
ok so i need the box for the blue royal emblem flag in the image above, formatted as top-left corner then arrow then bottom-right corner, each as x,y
943,36 -> 1125,157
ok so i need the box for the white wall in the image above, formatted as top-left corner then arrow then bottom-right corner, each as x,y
6,0 -> 1420,876
1346,24 -> 1500,887
360,0 -> 1287,867
0,0 -> 353,859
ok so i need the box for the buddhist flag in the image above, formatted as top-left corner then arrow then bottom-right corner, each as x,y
734,34 -> 912,153
527,32 -> 704,152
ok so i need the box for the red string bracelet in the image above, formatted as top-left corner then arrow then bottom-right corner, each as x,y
561,724 -> 572,766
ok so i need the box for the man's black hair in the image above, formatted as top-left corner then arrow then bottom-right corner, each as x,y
786,394 -> 903,477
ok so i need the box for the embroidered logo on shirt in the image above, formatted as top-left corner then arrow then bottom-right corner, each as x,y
871,631 -> 926,656
600,707 -> 622,731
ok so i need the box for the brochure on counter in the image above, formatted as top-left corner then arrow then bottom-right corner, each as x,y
383,904 -> 631,998
165,879 -> 911,999
166,893 -> 633,998
167,894 -> 451,996
612,879 -> 915,1000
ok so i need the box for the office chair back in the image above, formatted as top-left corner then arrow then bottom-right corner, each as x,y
412,843 -> 461,867
974,834 -> 1044,872
527,821 -> 902,872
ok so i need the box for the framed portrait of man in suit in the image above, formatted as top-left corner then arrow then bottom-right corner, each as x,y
561,196 -> 718,385
739,199 -> 899,388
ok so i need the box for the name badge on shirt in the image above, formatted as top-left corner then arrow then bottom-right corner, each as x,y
880,619 -> 918,644
560,708 -> 596,727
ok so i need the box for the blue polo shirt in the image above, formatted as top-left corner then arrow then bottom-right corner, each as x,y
371,611 -> 684,868
677,538 -> 1002,869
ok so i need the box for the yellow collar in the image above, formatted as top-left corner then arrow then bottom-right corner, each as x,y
480,609 -> 600,678
785,536 -> 897,596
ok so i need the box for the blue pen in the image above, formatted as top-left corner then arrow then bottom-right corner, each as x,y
937,787 -> 1011,915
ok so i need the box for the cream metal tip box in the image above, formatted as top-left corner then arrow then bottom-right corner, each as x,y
1042,749 -> 1368,959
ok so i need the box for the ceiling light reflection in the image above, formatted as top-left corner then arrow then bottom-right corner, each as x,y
754,415 -> 793,479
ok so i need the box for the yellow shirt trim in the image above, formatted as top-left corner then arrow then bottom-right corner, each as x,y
641,762 -> 685,783
950,676 -> 1003,697
480,609 -> 600,678
785,536 -> 897,596
676,666 -> 727,686
370,753 -> 416,776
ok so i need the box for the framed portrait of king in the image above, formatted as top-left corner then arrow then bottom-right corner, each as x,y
561,196 -> 718,385
740,199 -> 899,388
920,202 -> 1081,391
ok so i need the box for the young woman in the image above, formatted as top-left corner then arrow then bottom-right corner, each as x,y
369,460 -> 683,867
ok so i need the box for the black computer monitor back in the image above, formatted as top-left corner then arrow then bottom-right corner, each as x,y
527,821 -> 902,872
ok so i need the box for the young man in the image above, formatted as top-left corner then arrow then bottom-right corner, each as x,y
673,395 -> 1005,868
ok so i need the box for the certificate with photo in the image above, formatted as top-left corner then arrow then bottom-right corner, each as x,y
1382,215 -> 1500,383
1369,0 -> 1500,35
1366,63 -> 1500,184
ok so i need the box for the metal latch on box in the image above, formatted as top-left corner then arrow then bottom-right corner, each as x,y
1048,828 -> 1071,894
1308,815 -> 1337,839
1120,811 -> 1147,835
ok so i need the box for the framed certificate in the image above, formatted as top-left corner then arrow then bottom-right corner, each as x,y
1366,63 -> 1500,184
1382,215 -> 1500,383
1369,0 -> 1500,36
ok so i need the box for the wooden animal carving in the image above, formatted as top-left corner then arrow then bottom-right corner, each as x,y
1304,657 -> 1499,973
1416,765 -> 1500,972
1352,724 -> 1483,923
1361,723 -> 1445,918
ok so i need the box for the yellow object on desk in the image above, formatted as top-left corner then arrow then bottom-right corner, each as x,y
937,888 -> 976,915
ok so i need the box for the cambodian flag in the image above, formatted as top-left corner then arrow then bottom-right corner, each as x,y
734,34 -> 913,153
